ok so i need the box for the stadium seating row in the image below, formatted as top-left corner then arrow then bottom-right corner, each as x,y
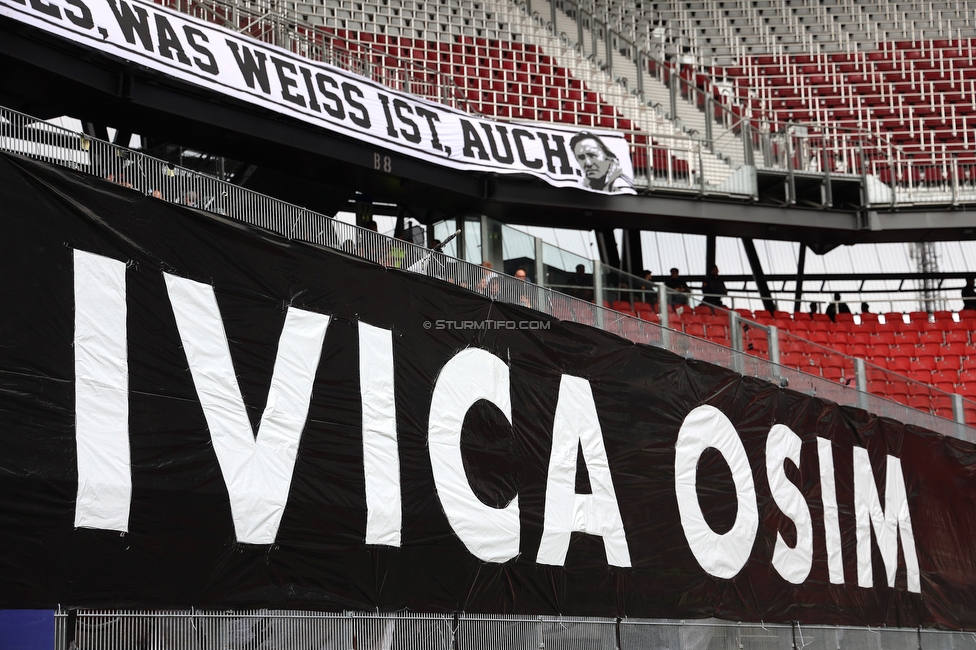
605,297 -> 976,423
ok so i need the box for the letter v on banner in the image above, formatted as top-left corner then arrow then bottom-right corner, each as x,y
164,274 -> 330,545
537,375 -> 631,568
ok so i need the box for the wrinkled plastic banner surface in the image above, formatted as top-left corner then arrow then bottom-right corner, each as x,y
0,0 -> 635,194
0,153 -> 975,629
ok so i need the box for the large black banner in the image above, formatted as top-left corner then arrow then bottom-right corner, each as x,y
1,152 -> 975,629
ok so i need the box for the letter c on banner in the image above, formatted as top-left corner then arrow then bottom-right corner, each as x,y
428,348 -> 519,563
674,405 -> 758,579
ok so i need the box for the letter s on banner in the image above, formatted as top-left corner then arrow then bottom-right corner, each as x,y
674,405 -> 758,579
766,424 -> 813,584
428,348 -> 519,563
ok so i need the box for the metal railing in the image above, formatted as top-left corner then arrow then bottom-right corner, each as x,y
1,103 -> 974,441
51,610 -> 976,649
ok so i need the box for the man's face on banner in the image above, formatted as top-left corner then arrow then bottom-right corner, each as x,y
573,138 -> 611,180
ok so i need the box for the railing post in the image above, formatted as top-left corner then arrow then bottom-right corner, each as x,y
669,63 -> 678,120
658,283 -> 669,328
741,118 -> 755,169
823,137 -> 833,208
859,140 -> 870,210
855,358 -> 869,410
729,311 -> 744,374
704,94 -> 714,152
952,152 -> 959,206
636,50 -> 644,98
952,393 -> 969,440
953,393 -> 965,424
658,282 -> 670,349
768,325 -> 780,367
594,261 -> 604,310
534,235 -> 545,287
785,129 -> 796,204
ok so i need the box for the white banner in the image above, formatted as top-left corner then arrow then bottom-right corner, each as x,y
0,0 -> 636,193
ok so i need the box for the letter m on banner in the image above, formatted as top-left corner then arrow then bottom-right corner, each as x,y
853,448 -> 921,593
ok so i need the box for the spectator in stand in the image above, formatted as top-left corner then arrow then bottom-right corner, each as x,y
861,302 -> 871,314
568,264 -> 594,302
963,276 -> 976,311
701,265 -> 728,308
809,302 -> 819,314
641,270 -> 659,309
825,292 -> 851,322
665,268 -> 690,307
476,260 -> 496,295
513,268 -> 533,308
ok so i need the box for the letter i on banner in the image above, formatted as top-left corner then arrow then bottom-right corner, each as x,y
817,437 -> 845,585
74,250 -> 131,532
360,322 -> 401,546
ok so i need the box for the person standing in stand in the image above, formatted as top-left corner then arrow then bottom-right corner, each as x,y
701,265 -> 728,308
963,276 -> 976,311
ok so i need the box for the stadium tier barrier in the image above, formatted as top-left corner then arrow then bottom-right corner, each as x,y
53,609 -> 976,650
1,103 -> 973,440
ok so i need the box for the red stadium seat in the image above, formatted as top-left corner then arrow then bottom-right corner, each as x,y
889,357 -> 912,374
946,328 -> 970,344
916,356 -> 938,372
889,344 -> 914,359
919,330 -> 944,344
945,342 -> 969,357
913,369 -> 934,384
874,331 -> 897,346
937,357 -> 962,372
823,367 -> 844,381
933,369 -> 960,386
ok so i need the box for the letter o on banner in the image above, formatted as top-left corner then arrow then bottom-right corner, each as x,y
674,405 -> 758,579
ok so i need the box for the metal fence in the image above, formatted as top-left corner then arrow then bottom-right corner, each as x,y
1,103 -> 974,441
53,610 -> 976,649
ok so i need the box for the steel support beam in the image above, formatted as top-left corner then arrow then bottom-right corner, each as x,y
793,243 -> 807,313
742,238 -> 776,313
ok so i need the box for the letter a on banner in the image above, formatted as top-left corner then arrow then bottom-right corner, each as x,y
428,348 -> 519,563
74,250 -> 131,532
537,375 -> 631,567
165,274 -> 330,545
